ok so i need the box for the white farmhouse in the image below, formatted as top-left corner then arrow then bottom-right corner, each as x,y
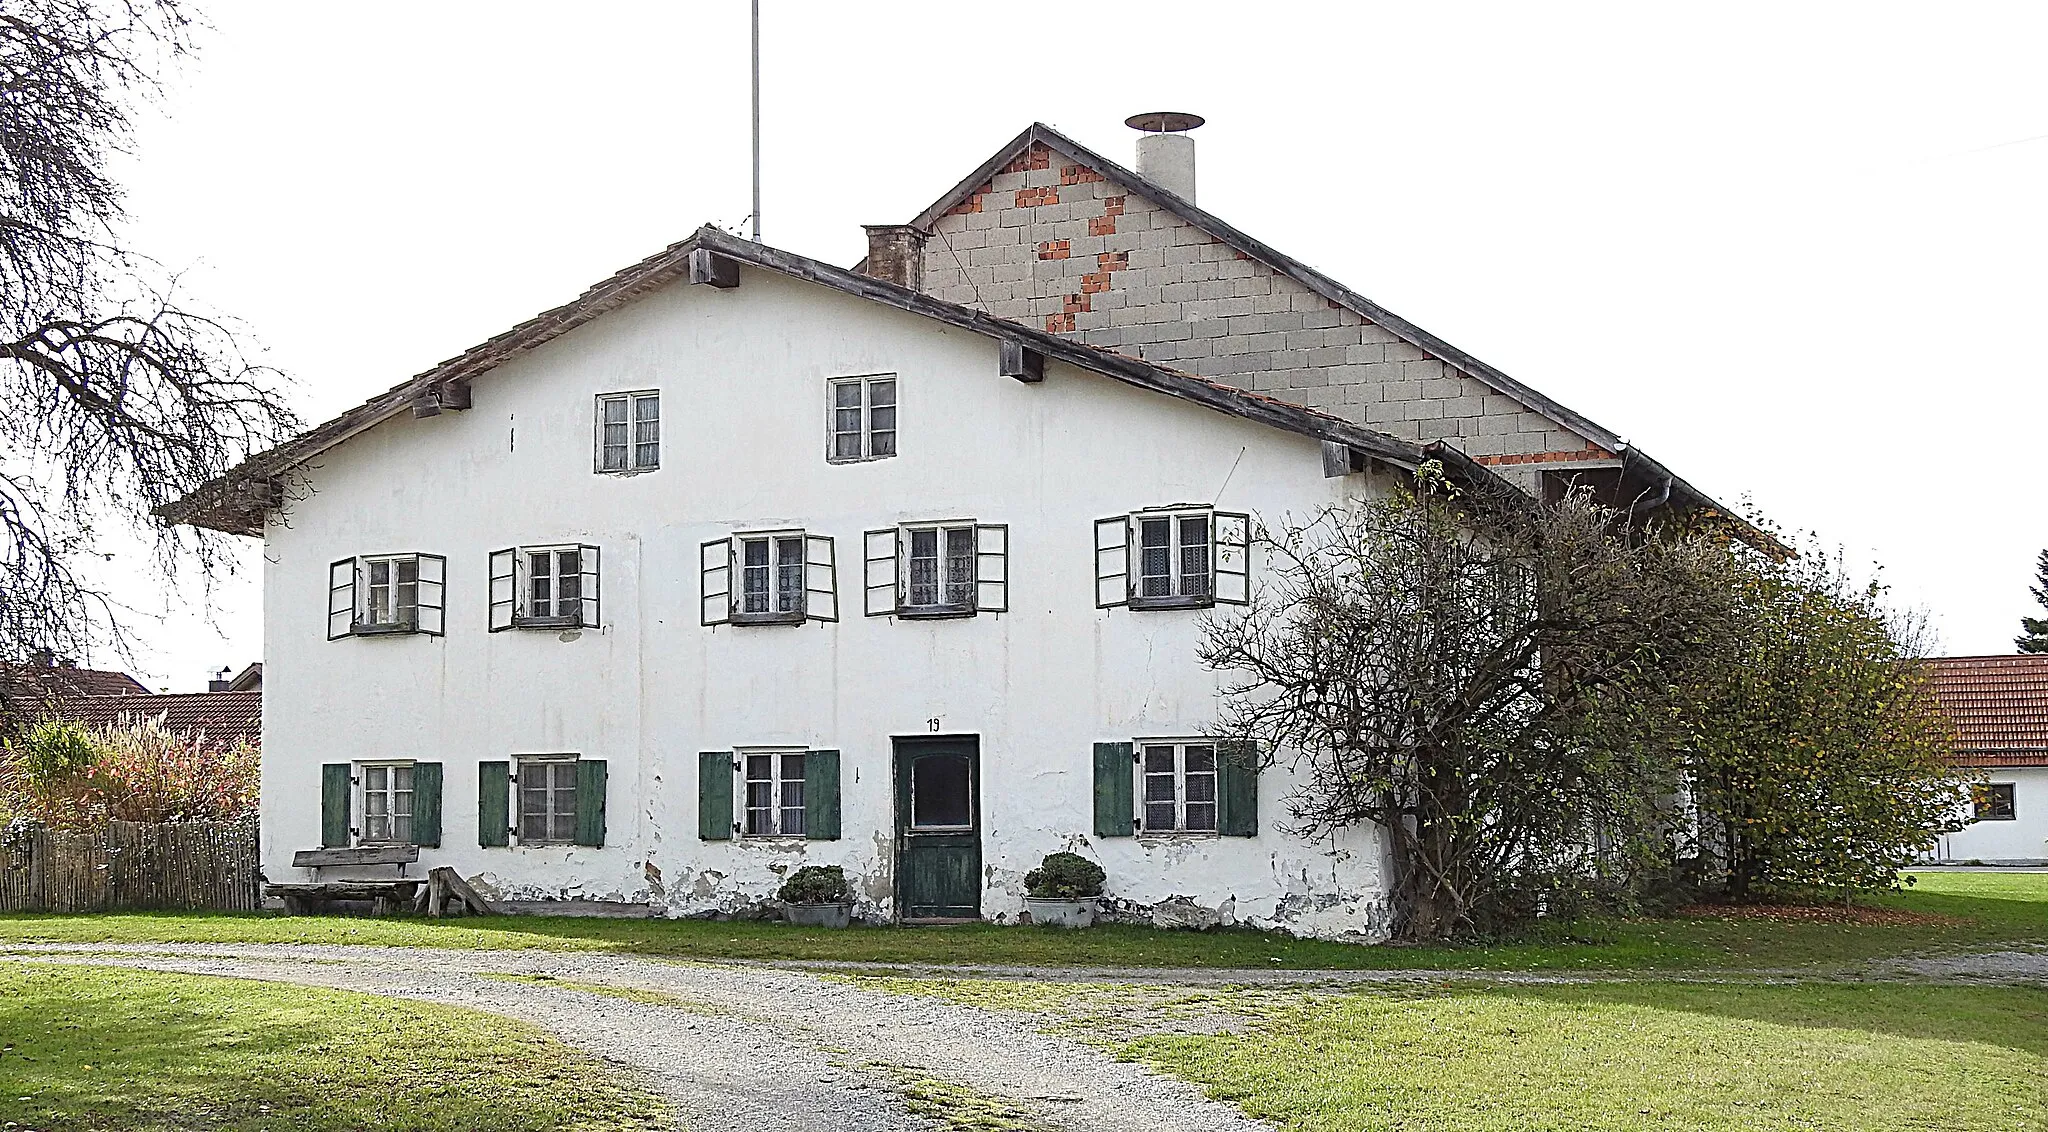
169,118 -> 1735,938
1929,655 -> 2048,865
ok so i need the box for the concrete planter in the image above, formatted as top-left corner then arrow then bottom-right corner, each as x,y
1024,896 -> 1099,929
783,902 -> 853,929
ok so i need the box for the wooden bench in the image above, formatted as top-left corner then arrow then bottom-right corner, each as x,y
265,845 -> 423,916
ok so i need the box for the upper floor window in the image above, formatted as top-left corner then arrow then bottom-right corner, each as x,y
827,375 -> 896,463
1094,509 -> 1250,610
701,532 -> 839,625
595,391 -> 659,473
327,554 -> 446,639
862,522 -> 1009,618
489,544 -> 601,631
1973,783 -> 2017,821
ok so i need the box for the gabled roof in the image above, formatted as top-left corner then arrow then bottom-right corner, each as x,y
1,664 -> 151,703
55,690 -> 261,749
164,227 -> 1527,535
1929,655 -> 2048,768
898,123 -> 1735,523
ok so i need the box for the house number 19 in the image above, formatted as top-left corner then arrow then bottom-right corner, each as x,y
927,718 -> 941,732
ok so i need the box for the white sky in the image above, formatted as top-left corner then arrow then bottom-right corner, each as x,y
94,1 -> 2048,689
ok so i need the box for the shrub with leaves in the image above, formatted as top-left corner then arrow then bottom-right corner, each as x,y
777,865 -> 852,905
1024,852 -> 1106,899
0,716 -> 257,828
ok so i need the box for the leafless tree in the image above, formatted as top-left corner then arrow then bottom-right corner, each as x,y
0,0 -> 295,696
1200,464 -> 1735,941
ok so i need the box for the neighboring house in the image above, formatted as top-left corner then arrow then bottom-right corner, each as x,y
164,117 -> 1742,938
1928,655 -> 2048,865
58,690 -> 262,750
2,660 -> 151,706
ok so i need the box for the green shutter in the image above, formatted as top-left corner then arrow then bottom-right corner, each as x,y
1093,742 -> 1134,837
1218,739 -> 1259,837
478,761 -> 510,848
412,762 -> 443,848
574,759 -> 608,847
698,751 -> 733,840
320,764 -> 351,848
805,749 -> 841,840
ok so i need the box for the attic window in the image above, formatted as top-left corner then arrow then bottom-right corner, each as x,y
595,391 -> 659,473
827,375 -> 896,463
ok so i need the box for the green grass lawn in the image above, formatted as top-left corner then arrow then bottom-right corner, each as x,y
0,871 -> 2037,972
1122,982 -> 2048,1132
0,963 -> 670,1131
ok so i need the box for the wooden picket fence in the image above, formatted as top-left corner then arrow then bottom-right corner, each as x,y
0,817 -> 260,913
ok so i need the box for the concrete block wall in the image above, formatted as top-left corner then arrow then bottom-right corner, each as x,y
919,143 -> 1609,465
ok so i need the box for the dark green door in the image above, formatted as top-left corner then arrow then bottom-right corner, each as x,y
894,737 -> 980,921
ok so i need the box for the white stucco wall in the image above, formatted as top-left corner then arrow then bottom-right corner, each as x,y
261,263 -> 1399,938
1932,767 -> 2048,864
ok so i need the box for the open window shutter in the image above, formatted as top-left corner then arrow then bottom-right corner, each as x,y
320,763 -> 352,847
1217,740 -> 1259,836
863,529 -> 898,616
416,554 -> 446,635
1094,517 -> 1130,608
804,534 -> 838,622
700,539 -> 731,626
698,751 -> 733,839
412,762 -> 443,847
487,549 -> 516,632
1214,512 -> 1251,605
975,523 -> 1008,613
805,749 -> 841,840
578,544 -> 601,628
478,760 -> 510,847
1093,742 -> 1135,837
327,559 -> 356,640
574,759 -> 608,847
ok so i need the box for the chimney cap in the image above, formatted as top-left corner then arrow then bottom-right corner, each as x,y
1125,111 -> 1204,134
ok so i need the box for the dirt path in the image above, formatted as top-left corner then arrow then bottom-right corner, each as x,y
0,943 -> 1270,1132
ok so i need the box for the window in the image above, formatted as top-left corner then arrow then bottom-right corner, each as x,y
741,750 -> 807,837
862,523 -> 1008,618
327,554 -> 446,639
518,757 -> 579,844
488,544 -> 600,630
1140,742 -> 1218,834
827,375 -> 896,462
1095,510 -> 1250,610
701,532 -> 838,625
360,763 -> 414,844
595,391 -> 660,472
1973,783 -> 2017,821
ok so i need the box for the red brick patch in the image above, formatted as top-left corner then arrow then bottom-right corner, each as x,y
1063,293 -> 1090,314
1104,195 -> 1126,216
1036,239 -> 1070,260
945,184 -> 990,218
1016,187 -> 1060,208
1046,312 -> 1076,333
1001,144 -> 1053,175
1089,215 -> 1117,237
1098,251 -> 1127,271
1059,164 -> 1105,185
1080,272 -> 1111,294
1473,444 -> 1618,467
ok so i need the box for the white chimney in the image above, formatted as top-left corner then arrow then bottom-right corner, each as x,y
1127,111 -> 1204,202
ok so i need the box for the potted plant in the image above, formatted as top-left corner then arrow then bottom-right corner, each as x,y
778,865 -> 855,928
1023,851 -> 1105,928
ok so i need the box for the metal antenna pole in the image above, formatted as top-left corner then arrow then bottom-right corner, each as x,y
750,0 -> 761,242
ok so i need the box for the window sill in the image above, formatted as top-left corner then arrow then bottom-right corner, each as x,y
595,465 -> 659,477
825,453 -> 898,466
738,835 -> 810,845
1971,816 -> 2018,822
894,606 -> 976,621
349,622 -> 419,636
1128,596 -> 1215,611
731,611 -> 807,626
511,617 -> 585,631
1136,830 -> 1221,841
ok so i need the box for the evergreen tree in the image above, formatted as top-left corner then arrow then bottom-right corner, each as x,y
2019,550 -> 2048,654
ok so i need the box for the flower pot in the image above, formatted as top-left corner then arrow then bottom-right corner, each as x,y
1023,896 -> 1099,929
783,901 -> 853,929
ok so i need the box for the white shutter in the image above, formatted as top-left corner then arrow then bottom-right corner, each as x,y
1094,516 -> 1130,608
975,523 -> 1008,613
578,544 -> 601,628
1213,512 -> 1251,605
804,534 -> 838,623
863,528 -> 898,617
700,539 -> 731,626
328,558 -> 357,640
488,548 -> 516,632
416,554 -> 446,635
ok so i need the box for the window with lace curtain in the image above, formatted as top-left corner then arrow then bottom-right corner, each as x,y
595,391 -> 659,472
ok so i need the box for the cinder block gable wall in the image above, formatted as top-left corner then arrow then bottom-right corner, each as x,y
918,142 -> 1611,479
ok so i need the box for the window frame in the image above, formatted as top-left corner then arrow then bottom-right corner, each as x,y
594,390 -> 660,474
731,530 -> 809,624
522,545 -> 587,626
330,553 -> 446,639
898,522 -> 978,617
1973,782 -> 2018,822
1132,510 -> 1215,609
514,754 -> 581,846
1134,739 -> 1221,836
357,760 -> 417,846
736,747 -> 808,839
825,374 -> 898,464
358,554 -> 421,633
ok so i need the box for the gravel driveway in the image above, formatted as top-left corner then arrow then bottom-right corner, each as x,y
0,942 -> 1270,1132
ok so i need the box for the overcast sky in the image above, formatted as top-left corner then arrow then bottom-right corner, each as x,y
95,1 -> 2048,689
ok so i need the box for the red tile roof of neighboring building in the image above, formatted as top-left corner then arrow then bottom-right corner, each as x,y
2,664 -> 151,702
57,691 -> 261,749
1928,655 -> 2048,768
